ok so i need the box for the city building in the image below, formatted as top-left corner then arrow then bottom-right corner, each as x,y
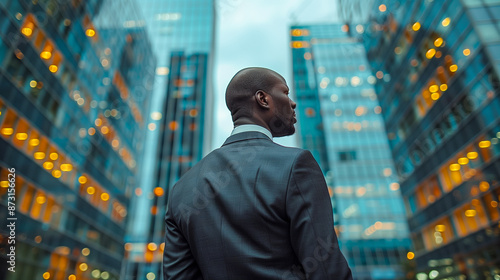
122,1 -> 216,279
362,0 -> 500,278
0,0 -> 155,279
290,23 -> 411,279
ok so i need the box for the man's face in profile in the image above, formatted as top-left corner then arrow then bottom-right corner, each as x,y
268,77 -> 297,137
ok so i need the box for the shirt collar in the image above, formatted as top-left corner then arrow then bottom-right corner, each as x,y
231,124 -> 273,140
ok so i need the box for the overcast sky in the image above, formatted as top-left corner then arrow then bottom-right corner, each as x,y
211,0 -> 340,150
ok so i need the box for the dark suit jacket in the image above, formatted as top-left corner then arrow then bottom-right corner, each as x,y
163,131 -> 352,280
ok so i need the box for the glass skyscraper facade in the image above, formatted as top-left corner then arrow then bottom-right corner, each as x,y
0,0 -> 155,280
290,23 -> 411,280
122,1 -> 215,279
362,0 -> 500,279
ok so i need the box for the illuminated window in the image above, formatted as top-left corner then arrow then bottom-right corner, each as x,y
291,41 -> 310,48
13,118 -> 29,149
42,196 -> 56,223
453,201 -> 488,237
27,129 -> 40,154
21,20 -> 35,38
20,184 -> 35,214
0,99 -> 4,121
30,190 -> 47,219
428,177 -> 441,204
477,135 -> 493,162
421,217 -> 454,250
32,26 -> 45,49
1,109 -> 18,139
0,168 -> 20,199
34,136 -> 49,161
291,29 -> 309,36
415,186 -> 427,209
169,121 -> 179,131
83,16 -> 98,42
482,193 -> 499,222
40,39 -> 55,60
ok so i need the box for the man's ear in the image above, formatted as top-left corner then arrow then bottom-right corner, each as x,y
255,90 -> 270,109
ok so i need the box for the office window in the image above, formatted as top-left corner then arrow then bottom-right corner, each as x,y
438,142 -> 482,193
34,136 -> 49,162
20,183 -> 35,214
0,166 -> 16,201
42,196 -> 55,223
0,108 -> 17,140
412,232 -> 425,252
406,195 -> 417,214
339,150 -> 357,161
12,117 -> 28,149
453,201 -> 489,237
0,99 -> 4,124
415,186 -> 427,209
477,135 -> 494,162
422,216 -> 454,250
30,189 -> 46,219
482,192 -> 499,222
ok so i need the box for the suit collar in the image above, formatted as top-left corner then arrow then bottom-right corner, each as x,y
231,124 -> 273,140
222,131 -> 273,146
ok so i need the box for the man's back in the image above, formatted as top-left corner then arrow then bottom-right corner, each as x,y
164,132 -> 352,280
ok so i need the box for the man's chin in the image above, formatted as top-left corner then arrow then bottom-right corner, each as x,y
273,126 -> 295,138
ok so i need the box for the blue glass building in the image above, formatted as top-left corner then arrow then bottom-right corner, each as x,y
290,23 -> 411,280
0,0 -> 155,279
362,0 -> 500,278
122,1 -> 215,279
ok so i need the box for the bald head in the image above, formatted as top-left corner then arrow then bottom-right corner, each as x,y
225,67 -> 285,119
224,67 -> 297,137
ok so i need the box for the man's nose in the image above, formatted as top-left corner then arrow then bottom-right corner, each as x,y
291,100 -> 297,109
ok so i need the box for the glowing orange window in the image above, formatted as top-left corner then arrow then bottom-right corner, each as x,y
42,196 -> 55,223
33,136 -> 49,162
12,117 -> 29,149
33,29 -> 46,50
415,187 -> 427,209
0,168 -> 14,199
438,165 -> 453,193
477,136 -> 492,162
26,128 -> 40,154
20,184 -> 35,214
0,109 -> 18,140
482,193 -> 499,222
30,190 -> 46,219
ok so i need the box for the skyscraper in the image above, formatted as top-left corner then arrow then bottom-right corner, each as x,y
363,0 -> 500,278
290,23 -> 411,280
122,1 -> 215,279
0,0 -> 155,279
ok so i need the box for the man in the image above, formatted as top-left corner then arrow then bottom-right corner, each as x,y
163,67 -> 352,280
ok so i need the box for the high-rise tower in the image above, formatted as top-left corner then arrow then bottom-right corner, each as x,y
122,1 -> 216,279
290,23 -> 411,280
0,0 -> 155,279
363,0 -> 500,278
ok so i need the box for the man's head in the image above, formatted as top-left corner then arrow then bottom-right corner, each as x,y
225,67 -> 297,137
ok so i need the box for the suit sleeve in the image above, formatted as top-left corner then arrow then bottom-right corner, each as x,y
163,195 -> 203,280
286,150 -> 352,280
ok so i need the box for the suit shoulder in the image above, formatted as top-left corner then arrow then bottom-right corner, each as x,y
270,143 -> 311,158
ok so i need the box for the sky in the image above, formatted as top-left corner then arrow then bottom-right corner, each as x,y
211,0 -> 340,150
